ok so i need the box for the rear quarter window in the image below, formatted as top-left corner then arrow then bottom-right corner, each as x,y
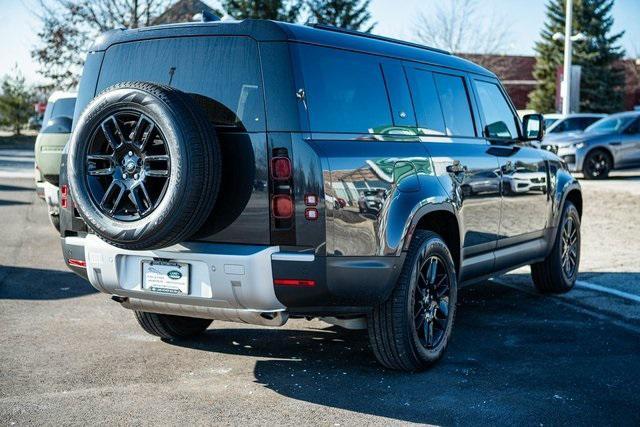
97,36 -> 265,132
297,45 -> 393,134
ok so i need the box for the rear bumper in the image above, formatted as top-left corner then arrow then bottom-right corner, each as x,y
62,235 -> 404,319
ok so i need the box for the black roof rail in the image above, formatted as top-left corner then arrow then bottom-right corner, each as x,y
311,24 -> 451,56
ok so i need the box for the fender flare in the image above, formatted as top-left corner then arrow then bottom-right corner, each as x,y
401,201 -> 462,270
547,179 -> 582,253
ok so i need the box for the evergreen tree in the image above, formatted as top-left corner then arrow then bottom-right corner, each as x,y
222,0 -> 302,21
528,0 -> 625,113
306,0 -> 375,32
0,67 -> 34,136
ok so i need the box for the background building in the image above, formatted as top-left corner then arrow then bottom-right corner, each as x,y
463,53 -> 640,112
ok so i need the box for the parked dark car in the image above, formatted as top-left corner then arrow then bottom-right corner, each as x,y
544,111 -> 640,179
60,20 -> 582,371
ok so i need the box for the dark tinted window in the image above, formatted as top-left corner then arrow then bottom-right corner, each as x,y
406,69 -> 446,135
433,73 -> 475,137
578,117 -> 601,129
474,80 -> 518,139
51,98 -> 76,120
298,45 -> 392,133
97,36 -> 264,132
625,118 -> 640,134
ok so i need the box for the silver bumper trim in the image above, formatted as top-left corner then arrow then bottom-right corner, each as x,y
81,235 -> 287,317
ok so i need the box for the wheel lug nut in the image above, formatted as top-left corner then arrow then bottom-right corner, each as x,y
134,173 -> 139,179
123,173 -> 128,179
128,151 -> 133,156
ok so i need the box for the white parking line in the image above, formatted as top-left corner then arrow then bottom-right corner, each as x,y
576,280 -> 640,304
0,171 -> 34,179
0,156 -> 34,163
491,278 -> 640,335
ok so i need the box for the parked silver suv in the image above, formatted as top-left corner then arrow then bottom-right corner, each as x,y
546,112 -> 640,179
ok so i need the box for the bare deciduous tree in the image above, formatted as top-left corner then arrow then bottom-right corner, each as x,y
414,0 -> 510,55
31,0 -> 176,90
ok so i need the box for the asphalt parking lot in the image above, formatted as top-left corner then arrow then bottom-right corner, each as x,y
1,147 -> 639,425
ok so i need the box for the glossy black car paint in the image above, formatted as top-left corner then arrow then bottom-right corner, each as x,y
60,20 -> 581,315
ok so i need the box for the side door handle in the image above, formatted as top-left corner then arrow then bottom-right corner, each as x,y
446,160 -> 467,175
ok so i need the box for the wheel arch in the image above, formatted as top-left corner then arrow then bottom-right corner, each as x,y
564,188 -> 583,218
404,205 -> 461,275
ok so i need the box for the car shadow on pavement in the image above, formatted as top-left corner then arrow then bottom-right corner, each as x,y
0,183 -> 32,192
0,265 -> 97,300
0,199 -> 31,206
167,279 -> 640,425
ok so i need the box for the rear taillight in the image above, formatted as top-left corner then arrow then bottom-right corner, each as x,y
271,157 -> 291,180
60,184 -> 69,209
272,195 -> 294,219
68,258 -> 86,268
270,148 -> 295,234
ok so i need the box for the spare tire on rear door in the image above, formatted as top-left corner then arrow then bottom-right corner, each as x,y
67,82 -> 221,250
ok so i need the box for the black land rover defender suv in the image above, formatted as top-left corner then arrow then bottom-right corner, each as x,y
60,20 -> 582,371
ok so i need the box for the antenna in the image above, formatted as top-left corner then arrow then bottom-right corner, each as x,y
192,10 -> 221,22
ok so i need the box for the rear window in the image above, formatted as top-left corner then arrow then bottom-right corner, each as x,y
42,97 -> 76,129
406,69 -> 446,135
298,45 -> 392,134
97,36 -> 265,132
51,98 -> 76,120
432,73 -> 476,137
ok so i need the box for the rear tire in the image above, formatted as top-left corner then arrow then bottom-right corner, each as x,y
49,213 -> 60,232
531,201 -> 581,293
67,82 -> 221,250
134,311 -> 212,339
368,231 -> 457,371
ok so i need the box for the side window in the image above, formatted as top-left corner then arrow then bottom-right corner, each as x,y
298,45 -> 392,134
625,118 -> 640,134
97,36 -> 265,132
474,80 -> 519,139
579,117 -> 600,129
433,73 -> 476,137
552,120 -> 568,133
563,118 -> 584,132
406,69 -> 446,135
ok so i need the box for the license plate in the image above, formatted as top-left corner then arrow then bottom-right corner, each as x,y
142,260 -> 189,295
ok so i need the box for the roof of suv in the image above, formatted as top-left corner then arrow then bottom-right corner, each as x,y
90,19 -> 494,78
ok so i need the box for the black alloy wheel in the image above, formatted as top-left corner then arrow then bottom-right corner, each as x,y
560,215 -> 579,280
414,254 -> 451,350
85,112 -> 170,221
67,82 -> 221,250
583,150 -> 611,179
368,230 -> 457,371
531,200 -> 581,293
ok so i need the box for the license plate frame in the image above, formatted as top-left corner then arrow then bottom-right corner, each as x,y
141,260 -> 190,295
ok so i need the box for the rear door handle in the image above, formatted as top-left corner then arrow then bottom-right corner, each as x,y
446,160 -> 467,175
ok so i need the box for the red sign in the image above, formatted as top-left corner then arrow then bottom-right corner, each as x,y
35,102 -> 46,114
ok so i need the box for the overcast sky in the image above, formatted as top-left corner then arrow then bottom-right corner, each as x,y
1,0 -> 639,85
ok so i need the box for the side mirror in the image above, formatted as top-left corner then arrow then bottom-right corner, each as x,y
522,114 -> 545,141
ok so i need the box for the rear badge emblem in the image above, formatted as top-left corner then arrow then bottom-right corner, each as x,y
167,270 -> 182,280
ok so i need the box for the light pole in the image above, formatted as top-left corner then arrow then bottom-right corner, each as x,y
561,0 -> 573,115
553,1 -> 587,115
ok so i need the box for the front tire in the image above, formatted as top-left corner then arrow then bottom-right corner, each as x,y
582,149 -> 611,180
134,311 -> 212,339
531,201 -> 581,293
368,231 -> 457,371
